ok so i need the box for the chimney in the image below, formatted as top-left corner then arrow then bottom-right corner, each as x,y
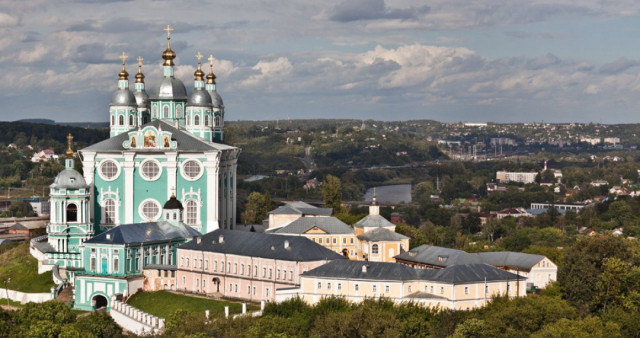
218,235 -> 224,244
284,240 -> 289,249
196,236 -> 202,244
362,265 -> 367,273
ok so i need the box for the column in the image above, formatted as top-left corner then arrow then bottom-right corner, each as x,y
123,153 -> 135,224
82,151 -> 96,222
165,152 -> 178,200
204,152 -> 220,233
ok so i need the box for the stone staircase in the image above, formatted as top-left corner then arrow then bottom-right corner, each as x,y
56,285 -> 73,304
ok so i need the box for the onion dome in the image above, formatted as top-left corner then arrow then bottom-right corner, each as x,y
206,71 -> 216,85
118,51 -> 129,80
162,25 -> 176,66
163,194 -> 184,210
149,77 -> 187,100
110,89 -> 137,106
210,90 -> 224,108
187,88 -> 212,107
50,168 -> 89,189
134,90 -> 149,108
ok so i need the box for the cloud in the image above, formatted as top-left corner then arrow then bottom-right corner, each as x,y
327,0 -> 430,22
239,57 -> 293,88
0,12 -> 19,27
599,58 -> 640,75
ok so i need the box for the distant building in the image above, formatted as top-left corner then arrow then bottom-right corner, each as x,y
30,200 -> 50,216
530,202 -> 587,212
580,137 -> 600,145
277,260 -> 525,310
496,171 -> 537,184
267,201 -> 332,229
394,245 -> 557,289
30,149 -> 59,163
176,230 -> 345,302
590,179 -> 608,187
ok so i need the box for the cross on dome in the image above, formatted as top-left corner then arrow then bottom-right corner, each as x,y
164,24 -> 174,40
208,55 -> 215,68
137,56 -> 143,68
195,52 -> 203,66
120,52 -> 128,67
118,52 -> 129,80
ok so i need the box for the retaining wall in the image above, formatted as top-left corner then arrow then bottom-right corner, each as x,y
109,296 -> 165,336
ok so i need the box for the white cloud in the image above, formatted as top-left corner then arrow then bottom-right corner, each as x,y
239,57 -> 293,88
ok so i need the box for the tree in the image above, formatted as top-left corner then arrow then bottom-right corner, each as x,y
241,192 -> 271,224
322,175 -> 342,214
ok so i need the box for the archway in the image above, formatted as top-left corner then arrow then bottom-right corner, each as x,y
66,204 -> 77,222
212,277 -> 220,293
92,294 -> 108,311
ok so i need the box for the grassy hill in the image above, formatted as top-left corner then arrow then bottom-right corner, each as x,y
0,242 -> 54,293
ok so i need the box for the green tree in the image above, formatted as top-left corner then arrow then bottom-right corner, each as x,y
241,192 -> 272,224
322,175 -> 342,214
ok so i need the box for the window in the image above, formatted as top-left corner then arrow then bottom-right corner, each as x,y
227,262 -> 230,272
318,238 -> 323,244
100,160 -> 119,180
248,286 -> 251,294
205,115 -> 209,126
175,105 -> 182,118
337,283 -> 342,291
202,279 -> 206,289
263,267 -> 266,277
182,160 -> 202,180
90,257 -> 96,271
372,244 -> 379,254
186,258 -> 189,267
385,285 -> 390,293
350,238 -> 354,244
253,286 -> 256,295
215,116 -> 220,126
235,284 -> 238,293
229,283 -> 232,292
152,105 -> 157,118
182,276 -> 186,286
277,269 -> 280,279
104,199 -> 116,224
269,268 -> 272,279
485,285 -> 489,294
317,282 -> 321,290
343,238 -> 346,244
185,200 -> 198,225
255,265 -> 258,277
163,105 -> 169,118
141,160 -> 161,180
66,204 -> 77,222
111,116 -> 115,125
241,264 -> 245,275
372,285 -> 377,292
355,284 -> 359,292
129,115 -> 134,125
289,270 -> 293,281
333,238 -> 337,244
327,282 -> 331,290
283,270 -> 286,280
140,200 -> 161,220
119,115 -> 124,125
266,288 -> 269,297
507,284 -> 511,293
430,286 -> 434,293
440,287 -> 444,294
214,260 -> 217,271
234,263 -> 238,274
195,115 -> 200,125
180,257 -> 184,266
464,287 -> 469,295
113,257 -> 119,273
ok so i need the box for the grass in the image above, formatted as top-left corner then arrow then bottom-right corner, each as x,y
0,242 -> 55,293
127,291 -> 260,319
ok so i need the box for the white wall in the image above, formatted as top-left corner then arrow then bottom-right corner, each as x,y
0,288 -> 53,304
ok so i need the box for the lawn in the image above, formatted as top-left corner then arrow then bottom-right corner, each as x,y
0,242 -> 55,293
127,291 -> 260,319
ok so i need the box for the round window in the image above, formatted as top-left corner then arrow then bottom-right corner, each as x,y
140,160 -> 161,180
99,160 -> 119,181
140,200 -> 160,220
182,160 -> 202,180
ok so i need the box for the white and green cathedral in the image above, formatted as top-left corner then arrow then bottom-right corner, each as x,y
31,27 -> 240,311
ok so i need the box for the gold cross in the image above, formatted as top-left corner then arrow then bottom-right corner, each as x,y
137,56 -> 143,67
195,52 -> 203,65
164,24 -> 173,39
208,54 -> 215,70
119,52 -> 128,66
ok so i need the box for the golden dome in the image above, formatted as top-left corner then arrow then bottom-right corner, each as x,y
135,56 -> 145,83
118,52 -> 129,80
66,133 -> 74,159
162,24 -> 176,66
206,71 -> 216,84
194,68 -> 205,81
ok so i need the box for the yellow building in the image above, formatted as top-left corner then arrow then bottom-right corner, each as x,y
276,260 -> 526,310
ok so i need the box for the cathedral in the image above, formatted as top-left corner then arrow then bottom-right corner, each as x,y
31,26 -> 240,310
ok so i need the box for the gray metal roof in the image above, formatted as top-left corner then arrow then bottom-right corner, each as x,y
209,89 -> 223,108
354,214 -> 395,229
144,264 -> 177,271
475,252 -> 545,270
357,227 -> 408,242
133,89 -> 149,108
187,88 -> 213,107
268,217 -> 354,235
269,202 -> 332,216
149,76 -> 188,100
394,245 -> 482,267
81,120 -> 237,153
303,260 -> 520,284
179,229 -> 347,262
50,168 -> 89,189
110,88 -> 137,106
84,221 -> 200,245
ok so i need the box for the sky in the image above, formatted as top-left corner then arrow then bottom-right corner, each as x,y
1,0 -> 640,123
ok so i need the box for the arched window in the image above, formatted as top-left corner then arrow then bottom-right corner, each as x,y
129,115 -> 134,126
175,105 -> 182,118
185,200 -> 198,225
205,116 -> 209,126
111,116 -> 115,126
104,199 -> 116,224
163,105 -> 169,118
66,204 -> 78,222
371,244 -> 379,254
152,106 -> 157,118
215,116 -> 220,127
119,115 -> 124,125
194,115 -> 200,126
